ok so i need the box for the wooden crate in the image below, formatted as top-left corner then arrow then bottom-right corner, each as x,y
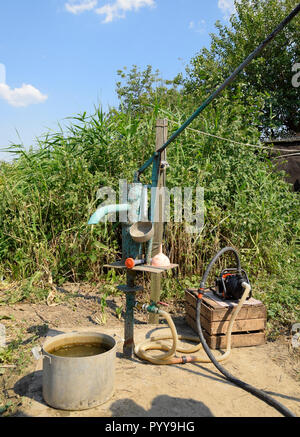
185,289 -> 266,349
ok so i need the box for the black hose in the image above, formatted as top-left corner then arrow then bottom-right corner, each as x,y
196,247 -> 297,418
199,246 -> 241,290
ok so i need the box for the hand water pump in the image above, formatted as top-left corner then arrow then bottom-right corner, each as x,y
88,4 -> 300,418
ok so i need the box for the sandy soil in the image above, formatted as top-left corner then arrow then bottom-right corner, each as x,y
0,282 -> 299,418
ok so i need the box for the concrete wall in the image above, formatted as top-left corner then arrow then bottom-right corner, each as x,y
266,139 -> 300,192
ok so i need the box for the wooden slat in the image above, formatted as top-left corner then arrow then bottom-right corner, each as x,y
185,288 -> 266,349
185,289 -> 266,322
185,315 -> 266,349
185,302 -> 266,334
203,315 -> 265,335
149,119 -> 168,324
104,262 -> 178,274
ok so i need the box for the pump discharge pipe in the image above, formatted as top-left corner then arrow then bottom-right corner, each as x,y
88,204 -> 131,225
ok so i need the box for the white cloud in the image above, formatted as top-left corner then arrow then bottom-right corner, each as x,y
65,0 -> 155,22
65,0 -> 98,14
189,19 -> 206,34
0,83 -> 48,108
0,65 -> 48,108
95,0 -> 155,23
218,0 -> 236,19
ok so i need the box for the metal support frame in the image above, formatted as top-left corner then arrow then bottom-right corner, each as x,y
117,271 -> 143,358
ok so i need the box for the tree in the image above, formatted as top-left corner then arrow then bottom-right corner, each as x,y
184,0 -> 300,137
115,64 -> 183,115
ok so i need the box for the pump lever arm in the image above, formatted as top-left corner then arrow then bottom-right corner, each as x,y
135,2 -> 300,179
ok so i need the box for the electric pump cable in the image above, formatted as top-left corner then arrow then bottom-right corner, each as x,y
165,118 -> 300,154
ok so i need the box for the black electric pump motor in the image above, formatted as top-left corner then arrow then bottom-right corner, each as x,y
199,247 -> 252,302
215,268 -> 251,301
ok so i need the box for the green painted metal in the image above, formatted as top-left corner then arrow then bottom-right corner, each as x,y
123,270 -> 137,358
88,183 -> 145,359
122,223 -> 142,261
146,302 -> 159,314
134,156 -> 155,182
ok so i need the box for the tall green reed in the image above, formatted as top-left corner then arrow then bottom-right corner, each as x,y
0,100 -> 298,327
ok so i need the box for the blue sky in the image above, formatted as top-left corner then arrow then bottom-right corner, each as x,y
0,0 -> 235,161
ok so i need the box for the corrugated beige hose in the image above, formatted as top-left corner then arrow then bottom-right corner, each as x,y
134,284 -> 251,365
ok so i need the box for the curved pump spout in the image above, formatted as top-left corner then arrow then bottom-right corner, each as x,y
88,204 -> 130,225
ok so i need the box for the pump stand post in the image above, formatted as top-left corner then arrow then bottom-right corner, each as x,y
149,119 -> 168,324
118,270 -> 143,359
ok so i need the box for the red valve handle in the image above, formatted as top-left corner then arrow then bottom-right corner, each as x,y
157,301 -> 169,307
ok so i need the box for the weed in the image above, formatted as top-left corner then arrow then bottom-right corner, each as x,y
0,401 -> 13,415
115,305 -> 123,320
98,292 -> 109,325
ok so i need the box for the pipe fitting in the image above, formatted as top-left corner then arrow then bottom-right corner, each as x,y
134,301 -> 159,314
134,302 -> 148,312
88,204 -> 130,225
147,304 -> 159,314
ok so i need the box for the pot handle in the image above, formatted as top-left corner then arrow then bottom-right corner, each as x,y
113,333 -> 124,345
31,346 -> 51,363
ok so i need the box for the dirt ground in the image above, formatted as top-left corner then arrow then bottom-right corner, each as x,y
0,282 -> 299,418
